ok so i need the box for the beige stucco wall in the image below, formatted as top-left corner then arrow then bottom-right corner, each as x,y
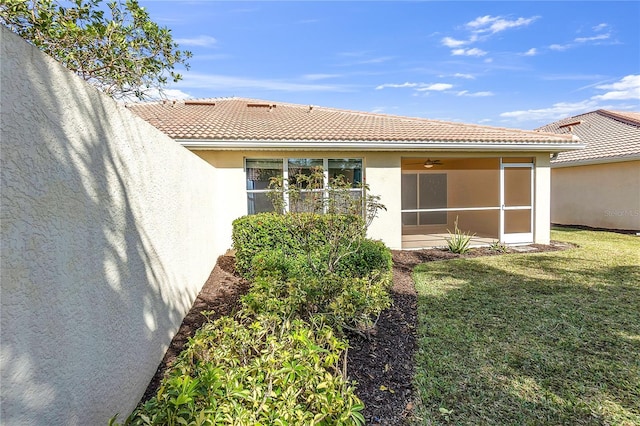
533,153 -> 552,244
551,160 -> 640,230
193,151 -> 553,248
193,150 -> 404,248
1,28 -> 222,425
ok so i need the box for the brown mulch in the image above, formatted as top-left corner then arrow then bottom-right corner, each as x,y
140,242 -> 570,424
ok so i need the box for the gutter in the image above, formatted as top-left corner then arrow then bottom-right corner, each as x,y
177,139 -> 584,152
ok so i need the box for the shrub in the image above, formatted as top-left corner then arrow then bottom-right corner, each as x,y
231,213 -> 297,277
115,315 -> 365,425
239,226 -> 393,330
248,249 -> 307,281
489,240 -> 508,253
114,183 -> 390,425
335,239 -> 393,279
241,271 -> 392,331
232,212 -> 366,278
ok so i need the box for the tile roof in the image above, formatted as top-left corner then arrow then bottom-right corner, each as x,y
127,97 -> 577,148
536,109 -> 640,165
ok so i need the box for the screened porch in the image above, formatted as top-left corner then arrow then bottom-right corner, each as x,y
401,157 -> 534,249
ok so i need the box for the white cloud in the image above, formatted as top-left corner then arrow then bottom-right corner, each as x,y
441,15 -> 537,58
451,47 -> 487,57
575,33 -> 610,43
456,90 -> 494,97
376,82 -> 496,98
500,100 -> 599,122
592,75 -> 640,100
453,73 -> 475,79
375,82 -> 420,90
593,23 -> 608,32
500,75 -> 640,123
466,15 -> 539,34
488,16 -> 539,33
361,56 -> 394,64
441,36 -> 468,48
302,74 -> 341,81
550,27 -> 613,52
466,15 -> 497,29
174,35 -> 217,47
416,83 -> 454,91
177,73 -> 350,92
339,56 -> 394,67
522,48 -> 538,56
541,73 -> 606,81
549,43 -> 570,51
376,82 -> 454,91
119,88 -> 192,103
159,88 -> 192,100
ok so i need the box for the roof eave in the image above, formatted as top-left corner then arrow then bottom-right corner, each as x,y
177,139 -> 583,152
551,155 -> 640,168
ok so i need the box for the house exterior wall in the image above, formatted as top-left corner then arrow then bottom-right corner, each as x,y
534,153 -> 552,244
1,28 -> 222,425
193,150 -> 403,249
192,151 -> 553,249
551,160 -> 640,231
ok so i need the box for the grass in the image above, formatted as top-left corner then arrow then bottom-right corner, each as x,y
412,227 -> 640,425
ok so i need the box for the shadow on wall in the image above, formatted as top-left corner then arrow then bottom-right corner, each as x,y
1,28 -> 217,424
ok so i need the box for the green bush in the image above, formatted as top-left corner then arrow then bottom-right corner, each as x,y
335,239 -> 393,279
233,212 -> 366,277
115,315 -> 365,426
231,213 -> 296,277
249,239 -> 392,282
114,192 -> 391,425
241,272 -> 392,330
235,213 -> 393,330
249,249 -> 306,281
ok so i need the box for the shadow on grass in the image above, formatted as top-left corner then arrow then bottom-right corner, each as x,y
413,257 -> 640,425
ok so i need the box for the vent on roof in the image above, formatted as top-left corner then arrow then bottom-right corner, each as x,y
184,100 -> 216,106
558,120 -> 582,131
247,103 -> 276,110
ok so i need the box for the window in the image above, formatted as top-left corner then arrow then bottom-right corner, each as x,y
246,158 -> 363,214
246,159 -> 282,214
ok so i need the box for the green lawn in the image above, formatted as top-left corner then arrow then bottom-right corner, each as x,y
412,228 -> 640,425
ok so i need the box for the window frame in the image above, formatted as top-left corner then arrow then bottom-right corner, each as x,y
245,157 -> 364,214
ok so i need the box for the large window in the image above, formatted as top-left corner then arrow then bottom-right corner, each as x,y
246,158 -> 363,214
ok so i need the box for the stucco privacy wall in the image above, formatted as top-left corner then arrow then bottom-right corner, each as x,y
551,160 -> 640,230
1,28 -> 223,424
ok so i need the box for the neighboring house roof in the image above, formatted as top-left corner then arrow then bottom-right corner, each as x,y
128,97 -> 579,151
536,109 -> 640,167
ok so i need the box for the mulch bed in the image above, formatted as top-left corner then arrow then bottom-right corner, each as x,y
140,242 -> 570,424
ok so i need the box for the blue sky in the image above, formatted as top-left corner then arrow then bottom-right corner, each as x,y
140,1 -> 640,129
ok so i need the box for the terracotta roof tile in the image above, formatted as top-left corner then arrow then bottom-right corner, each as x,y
536,109 -> 640,165
127,97 -> 577,146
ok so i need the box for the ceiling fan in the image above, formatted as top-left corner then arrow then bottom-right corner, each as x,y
405,158 -> 444,168
423,158 -> 443,168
